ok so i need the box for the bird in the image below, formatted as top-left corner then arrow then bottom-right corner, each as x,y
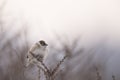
26,40 -> 48,67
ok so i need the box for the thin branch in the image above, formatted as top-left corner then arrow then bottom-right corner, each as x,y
52,55 -> 67,77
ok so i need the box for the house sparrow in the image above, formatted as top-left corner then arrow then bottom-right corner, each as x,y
26,40 -> 48,67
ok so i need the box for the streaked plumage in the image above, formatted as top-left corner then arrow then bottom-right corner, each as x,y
26,40 -> 48,67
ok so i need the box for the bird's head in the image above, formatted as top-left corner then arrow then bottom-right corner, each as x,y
39,40 -> 48,47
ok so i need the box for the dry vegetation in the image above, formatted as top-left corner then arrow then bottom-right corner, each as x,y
0,2 -> 118,80
0,27 -> 116,80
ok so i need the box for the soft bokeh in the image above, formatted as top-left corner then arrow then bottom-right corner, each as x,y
0,0 -> 120,80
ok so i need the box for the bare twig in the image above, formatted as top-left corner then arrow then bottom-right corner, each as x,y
37,64 -> 48,80
51,55 -> 67,78
95,67 -> 102,80
38,68 -> 41,80
36,55 -> 67,80
112,75 -> 115,80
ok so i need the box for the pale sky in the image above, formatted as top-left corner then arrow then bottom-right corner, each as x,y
1,0 -> 120,45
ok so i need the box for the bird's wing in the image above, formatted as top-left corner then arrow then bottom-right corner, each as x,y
29,43 -> 38,53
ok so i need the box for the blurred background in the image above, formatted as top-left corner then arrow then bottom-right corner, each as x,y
0,0 -> 120,80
